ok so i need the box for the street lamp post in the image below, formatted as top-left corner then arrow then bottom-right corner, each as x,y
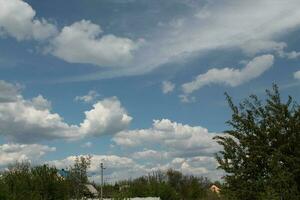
100,163 -> 106,200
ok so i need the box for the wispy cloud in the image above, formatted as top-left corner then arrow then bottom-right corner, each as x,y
75,90 -> 100,103
181,54 -> 274,98
161,81 -> 175,94
2,0 -> 300,81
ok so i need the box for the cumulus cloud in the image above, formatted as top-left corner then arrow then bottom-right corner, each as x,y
109,118 -> 224,180
48,153 -> 222,182
0,143 -> 55,166
294,71 -> 300,80
79,97 -> 132,136
0,0 -> 141,68
132,149 -> 169,161
0,80 -> 132,143
50,20 -> 140,67
181,54 -> 274,95
49,154 -> 146,182
0,0 -> 57,41
75,90 -> 100,103
161,81 -> 175,94
113,119 -> 220,157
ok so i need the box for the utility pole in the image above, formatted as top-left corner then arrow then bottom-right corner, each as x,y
100,163 -> 106,200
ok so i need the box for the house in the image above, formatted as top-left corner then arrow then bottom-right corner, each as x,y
57,168 -> 69,179
84,184 -> 99,198
210,184 -> 221,194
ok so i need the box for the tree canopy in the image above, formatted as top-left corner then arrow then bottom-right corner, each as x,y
215,85 -> 300,199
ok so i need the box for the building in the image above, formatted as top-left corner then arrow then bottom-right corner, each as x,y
210,184 -> 221,194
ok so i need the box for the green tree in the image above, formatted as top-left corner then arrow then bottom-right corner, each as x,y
214,85 -> 300,200
0,175 -> 9,200
1,162 -> 71,200
66,155 -> 92,199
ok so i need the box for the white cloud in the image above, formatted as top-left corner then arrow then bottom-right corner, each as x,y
279,50 -> 300,59
161,81 -> 175,94
2,0 -> 300,80
48,153 -> 222,182
72,0 -> 300,80
79,97 -> 132,136
0,143 -> 55,166
181,54 -> 274,95
113,119 -> 220,157
75,90 -> 100,103
240,40 -> 287,56
0,80 -> 132,143
0,80 -> 22,102
132,149 -> 169,160
49,154 -> 146,182
240,39 -> 300,60
50,20 -> 140,67
0,0 -> 57,41
168,156 -> 222,180
294,71 -> 300,80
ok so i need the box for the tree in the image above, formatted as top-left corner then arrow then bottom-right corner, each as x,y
1,162 -> 70,200
214,85 -> 300,199
66,155 -> 92,199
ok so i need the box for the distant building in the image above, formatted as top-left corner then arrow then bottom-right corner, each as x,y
84,184 -> 99,198
210,184 -> 221,194
57,168 -> 69,179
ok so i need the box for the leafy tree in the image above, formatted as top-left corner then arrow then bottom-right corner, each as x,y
1,162 -> 70,200
0,175 -> 9,200
214,85 -> 300,199
66,155 -> 92,199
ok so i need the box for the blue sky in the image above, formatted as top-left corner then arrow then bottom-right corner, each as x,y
1,0 -> 300,182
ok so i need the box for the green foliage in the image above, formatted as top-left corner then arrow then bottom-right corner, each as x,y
215,84 -> 300,199
0,156 -> 92,200
99,169 -> 221,200
65,155 -> 92,199
0,161 -> 221,199
0,162 -> 69,200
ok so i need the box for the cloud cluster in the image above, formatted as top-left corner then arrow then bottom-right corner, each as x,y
0,79 -> 223,181
113,119 -> 220,157
181,54 -> 274,96
49,20 -> 140,67
2,0 -> 300,80
0,0 -> 140,68
0,143 -> 55,166
0,80 -> 132,143
48,153 -> 222,182
110,0 -> 300,79
48,154 -> 146,182
0,0 -> 57,41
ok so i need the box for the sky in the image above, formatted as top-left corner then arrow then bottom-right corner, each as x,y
1,0 -> 300,183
